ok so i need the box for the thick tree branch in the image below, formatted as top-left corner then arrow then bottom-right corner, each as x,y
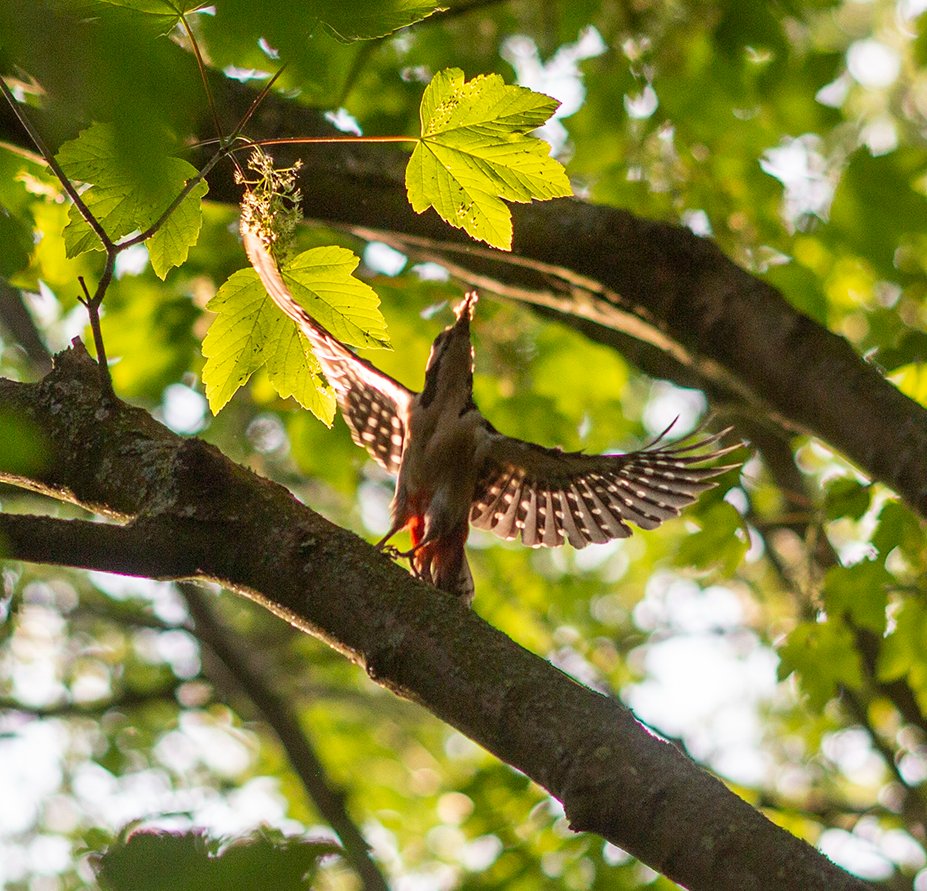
0,345 -> 870,890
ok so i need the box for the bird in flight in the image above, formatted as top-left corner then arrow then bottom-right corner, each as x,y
242,224 -> 741,603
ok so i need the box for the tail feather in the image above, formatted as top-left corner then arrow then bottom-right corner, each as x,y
412,524 -> 473,603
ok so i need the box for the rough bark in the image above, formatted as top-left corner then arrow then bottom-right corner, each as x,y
0,344 -> 871,891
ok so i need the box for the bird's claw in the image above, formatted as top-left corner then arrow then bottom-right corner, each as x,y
379,544 -> 404,561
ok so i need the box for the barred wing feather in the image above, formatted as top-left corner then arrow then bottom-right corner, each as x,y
243,228 -> 413,473
470,428 -> 740,548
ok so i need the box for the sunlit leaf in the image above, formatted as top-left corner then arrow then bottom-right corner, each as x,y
313,0 -> 441,41
56,122 -> 207,278
406,68 -> 572,250
202,245 -> 387,418
263,321 -> 338,422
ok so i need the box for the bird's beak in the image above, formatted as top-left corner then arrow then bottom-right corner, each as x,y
454,291 -> 478,323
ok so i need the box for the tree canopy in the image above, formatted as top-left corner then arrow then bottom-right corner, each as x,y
2,1 -> 927,888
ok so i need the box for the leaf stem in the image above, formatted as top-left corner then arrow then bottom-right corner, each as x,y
245,135 -> 418,149
230,67 -> 287,140
180,14 -> 227,154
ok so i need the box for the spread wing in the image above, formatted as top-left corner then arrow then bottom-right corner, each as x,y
242,226 -> 414,473
470,424 -> 741,548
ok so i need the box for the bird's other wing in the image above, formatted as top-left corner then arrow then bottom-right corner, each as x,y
242,227 -> 414,473
470,424 -> 742,548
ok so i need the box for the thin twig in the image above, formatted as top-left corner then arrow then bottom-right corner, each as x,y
2,75 -> 118,393
229,66 -> 287,139
0,76 -> 113,250
179,15 -> 226,150
118,147 -> 226,250
245,135 -> 416,149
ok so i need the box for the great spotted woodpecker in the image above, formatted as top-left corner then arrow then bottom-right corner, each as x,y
242,224 -> 741,603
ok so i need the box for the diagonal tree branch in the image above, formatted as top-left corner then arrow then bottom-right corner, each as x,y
0,343 -> 870,891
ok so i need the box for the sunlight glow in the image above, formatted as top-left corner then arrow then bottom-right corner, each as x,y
846,39 -> 901,89
502,27 -> 607,154
364,241 -> 407,276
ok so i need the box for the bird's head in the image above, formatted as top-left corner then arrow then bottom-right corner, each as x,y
421,291 -> 479,408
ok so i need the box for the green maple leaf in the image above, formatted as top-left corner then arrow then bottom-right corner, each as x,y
88,0 -> 205,33
202,245 -> 388,418
56,122 -> 208,279
90,0 -> 439,40
406,68 -> 572,250
313,0 -> 442,40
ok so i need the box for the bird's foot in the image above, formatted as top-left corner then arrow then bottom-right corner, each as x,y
379,544 -> 405,561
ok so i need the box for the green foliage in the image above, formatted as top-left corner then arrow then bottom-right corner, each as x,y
98,278 -> 202,401
5,1 -> 927,889
829,149 -> 927,280
672,500 -> 749,576
202,246 -> 388,417
0,204 -> 32,277
193,1 -> 439,107
878,599 -> 927,712
822,560 -> 889,635
407,68 -> 572,249
94,828 -> 341,891
310,0 -> 440,41
778,617 -> 864,709
89,0 -> 206,35
0,410 -> 48,477
823,478 -> 871,522
56,122 -> 208,278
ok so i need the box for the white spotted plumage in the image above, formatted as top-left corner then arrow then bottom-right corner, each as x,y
242,221 -> 742,602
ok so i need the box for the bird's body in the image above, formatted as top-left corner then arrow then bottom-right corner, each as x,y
243,223 -> 740,603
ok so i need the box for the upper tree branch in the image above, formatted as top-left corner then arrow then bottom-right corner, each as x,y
0,344 -> 869,891
189,74 -> 927,521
